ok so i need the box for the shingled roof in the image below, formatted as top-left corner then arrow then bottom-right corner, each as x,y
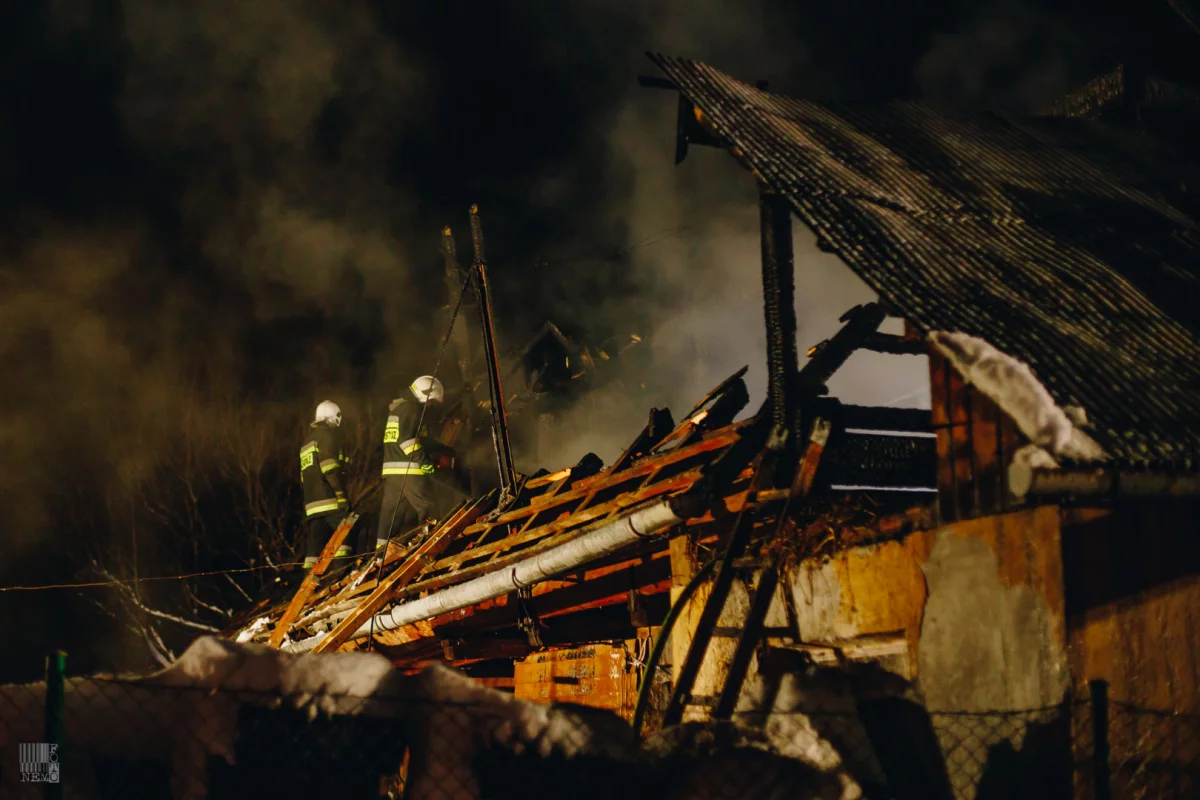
649,53 -> 1200,467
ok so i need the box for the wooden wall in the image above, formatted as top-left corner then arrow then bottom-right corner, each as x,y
1062,503 -> 1200,712
925,335 -> 1026,525
788,506 -> 1067,709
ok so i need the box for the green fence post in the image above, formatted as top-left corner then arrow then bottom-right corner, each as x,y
1090,679 -> 1111,800
43,650 -> 65,800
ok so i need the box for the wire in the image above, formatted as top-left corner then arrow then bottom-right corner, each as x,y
0,562 -> 314,593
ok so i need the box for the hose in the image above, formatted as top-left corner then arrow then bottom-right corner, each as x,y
630,556 -> 717,737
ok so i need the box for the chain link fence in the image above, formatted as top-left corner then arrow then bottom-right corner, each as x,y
1,674 -> 1198,799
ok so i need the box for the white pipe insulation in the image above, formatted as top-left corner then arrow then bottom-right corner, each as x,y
283,496 -> 690,654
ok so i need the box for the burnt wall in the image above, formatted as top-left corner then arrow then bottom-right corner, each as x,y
786,506 -> 1068,710
1063,502 -> 1200,712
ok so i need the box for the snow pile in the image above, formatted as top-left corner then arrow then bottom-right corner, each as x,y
929,331 -> 1107,465
2,638 -> 933,799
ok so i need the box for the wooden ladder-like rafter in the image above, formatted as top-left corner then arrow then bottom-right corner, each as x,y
268,513 -> 360,649
660,415 -> 832,726
310,492 -> 494,654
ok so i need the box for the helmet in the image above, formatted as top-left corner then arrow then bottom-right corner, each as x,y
410,375 -> 444,404
314,400 -> 342,427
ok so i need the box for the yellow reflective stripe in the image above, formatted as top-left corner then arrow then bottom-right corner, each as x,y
305,499 -> 340,516
300,441 -> 319,471
382,461 -> 435,476
400,438 -> 422,455
383,415 -> 400,444
334,547 -> 350,557
320,458 -> 340,474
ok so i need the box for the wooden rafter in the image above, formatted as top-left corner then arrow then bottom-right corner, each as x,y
309,493 -> 494,654
267,513 -> 359,648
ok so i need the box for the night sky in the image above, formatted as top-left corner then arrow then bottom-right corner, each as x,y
0,0 -> 1193,680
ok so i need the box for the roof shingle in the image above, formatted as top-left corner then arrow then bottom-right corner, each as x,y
650,53 -> 1200,466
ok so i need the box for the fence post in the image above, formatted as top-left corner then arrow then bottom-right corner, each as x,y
43,650 -> 65,800
1090,679 -> 1111,800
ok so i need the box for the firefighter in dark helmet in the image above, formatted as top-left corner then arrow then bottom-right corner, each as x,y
375,375 -> 462,551
300,400 -> 350,570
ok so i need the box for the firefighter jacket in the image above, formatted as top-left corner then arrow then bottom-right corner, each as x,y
300,422 -> 348,518
381,392 -> 444,478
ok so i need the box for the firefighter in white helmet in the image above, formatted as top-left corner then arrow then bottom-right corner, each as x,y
375,376 -> 460,551
299,400 -> 350,571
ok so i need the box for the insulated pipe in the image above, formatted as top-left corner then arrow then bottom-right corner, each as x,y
284,496 -> 691,654
1009,463 -> 1200,499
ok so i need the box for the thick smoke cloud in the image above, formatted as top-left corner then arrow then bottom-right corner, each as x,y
915,0 -> 1108,111
0,0 -> 1121,674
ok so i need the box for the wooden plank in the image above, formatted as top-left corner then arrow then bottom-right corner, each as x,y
526,467 -> 572,491
948,362 -> 974,520
429,469 -> 709,573
928,349 -> 955,523
570,422 -> 749,496
267,513 -> 359,648
790,417 -> 831,497
971,389 -> 1002,517
310,495 -> 491,654
661,450 -> 776,727
610,407 -> 676,474
459,426 -> 742,534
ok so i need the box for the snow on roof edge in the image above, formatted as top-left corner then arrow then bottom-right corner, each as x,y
928,331 -> 1108,466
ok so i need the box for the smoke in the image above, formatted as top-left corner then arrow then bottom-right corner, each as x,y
513,2 -> 935,470
915,0 -> 1107,112
0,0 -> 1121,675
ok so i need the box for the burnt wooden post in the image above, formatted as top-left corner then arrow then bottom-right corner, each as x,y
43,650 -> 65,799
469,205 -> 517,499
758,183 -> 799,463
1090,679 -> 1112,800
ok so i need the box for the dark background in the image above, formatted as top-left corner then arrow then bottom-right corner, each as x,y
1,0 -> 1195,680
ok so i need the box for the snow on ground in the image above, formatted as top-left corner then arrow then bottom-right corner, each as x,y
1,636 -> 910,799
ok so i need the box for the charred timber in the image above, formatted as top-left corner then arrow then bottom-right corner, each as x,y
857,332 -> 928,356
469,205 -> 517,497
283,494 -> 694,653
799,304 -> 888,395
841,404 -> 933,434
1008,463 -> 1200,499
759,185 -> 799,452
611,408 -> 676,473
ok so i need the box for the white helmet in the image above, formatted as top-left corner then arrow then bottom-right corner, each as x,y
314,400 -> 342,427
410,375 -> 444,404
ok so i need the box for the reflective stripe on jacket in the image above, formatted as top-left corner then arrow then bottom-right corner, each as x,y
301,423 -> 347,517
381,394 -> 437,476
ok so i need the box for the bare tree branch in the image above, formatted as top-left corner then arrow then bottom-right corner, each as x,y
184,581 -> 232,619
92,563 -> 221,634
223,573 -> 253,603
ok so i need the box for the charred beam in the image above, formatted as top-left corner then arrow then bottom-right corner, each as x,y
858,332 -> 928,356
841,404 -> 933,434
1008,463 -> 1200,499
759,185 -> 799,454
383,596 -> 672,666
611,407 -> 676,473
798,303 -> 888,395
469,205 -> 518,499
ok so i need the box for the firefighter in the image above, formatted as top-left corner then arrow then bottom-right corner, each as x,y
300,400 -> 350,571
375,375 -> 461,551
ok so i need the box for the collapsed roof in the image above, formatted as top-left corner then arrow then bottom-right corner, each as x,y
648,53 -> 1200,468
230,369 -> 935,661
